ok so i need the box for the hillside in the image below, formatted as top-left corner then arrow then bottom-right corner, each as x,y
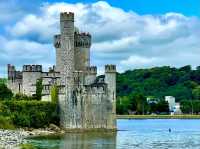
117,65 -> 200,102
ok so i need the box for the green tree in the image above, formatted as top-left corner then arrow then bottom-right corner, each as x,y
131,93 -> 148,115
0,84 -> 13,100
51,85 -> 59,103
116,96 -> 131,114
156,100 -> 169,114
192,86 -> 200,100
35,79 -> 43,100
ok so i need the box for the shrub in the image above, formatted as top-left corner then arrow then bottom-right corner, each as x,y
1,100 -> 59,128
0,116 -> 15,129
0,84 -> 13,100
13,93 -> 35,101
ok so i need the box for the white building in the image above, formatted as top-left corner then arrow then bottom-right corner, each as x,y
165,96 -> 176,112
165,96 -> 182,114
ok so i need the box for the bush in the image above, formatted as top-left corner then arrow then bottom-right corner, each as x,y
0,116 -> 15,129
1,100 -> 59,128
0,84 -> 13,100
13,93 -> 35,101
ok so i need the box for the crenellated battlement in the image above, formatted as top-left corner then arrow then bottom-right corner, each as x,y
86,66 -> 97,74
105,65 -> 116,73
54,34 -> 61,48
74,32 -> 91,48
60,12 -> 74,21
23,65 -> 42,72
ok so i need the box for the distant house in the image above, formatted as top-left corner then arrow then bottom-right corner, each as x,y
165,96 -> 182,115
146,97 -> 159,104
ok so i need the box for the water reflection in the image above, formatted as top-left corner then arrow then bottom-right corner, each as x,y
60,132 -> 116,149
29,132 -> 116,149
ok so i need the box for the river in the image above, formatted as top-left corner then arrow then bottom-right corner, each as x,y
27,119 -> 200,149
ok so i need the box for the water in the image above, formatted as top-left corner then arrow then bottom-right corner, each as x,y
27,119 -> 200,149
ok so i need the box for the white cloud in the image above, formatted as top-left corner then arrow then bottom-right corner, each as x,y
1,1 -> 200,76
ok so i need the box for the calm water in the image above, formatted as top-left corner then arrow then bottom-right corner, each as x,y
27,119 -> 200,149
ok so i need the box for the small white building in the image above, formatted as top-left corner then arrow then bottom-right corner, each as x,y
165,96 -> 176,112
165,96 -> 182,114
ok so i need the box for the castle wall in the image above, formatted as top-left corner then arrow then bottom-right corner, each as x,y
22,65 -> 42,96
7,79 -> 22,94
59,83 -> 114,129
7,64 -> 22,94
84,66 -> 97,85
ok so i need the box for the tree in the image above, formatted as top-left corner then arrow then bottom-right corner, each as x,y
0,84 -> 13,100
116,96 -> 131,114
192,86 -> 200,100
156,100 -> 169,114
131,93 -> 148,115
51,85 -> 59,103
35,79 -> 43,100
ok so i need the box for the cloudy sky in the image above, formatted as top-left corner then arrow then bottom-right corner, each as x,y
0,0 -> 200,76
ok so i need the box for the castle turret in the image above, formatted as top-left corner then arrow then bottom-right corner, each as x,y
105,65 -> 117,129
59,12 -> 76,128
60,12 -> 75,80
85,66 -> 97,85
7,64 -> 16,80
74,32 -> 91,71
7,64 -> 22,94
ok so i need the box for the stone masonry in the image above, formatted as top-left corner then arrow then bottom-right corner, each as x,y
7,12 -> 117,130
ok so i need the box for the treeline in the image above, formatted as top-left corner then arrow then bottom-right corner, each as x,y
116,93 -> 169,115
116,65 -> 200,114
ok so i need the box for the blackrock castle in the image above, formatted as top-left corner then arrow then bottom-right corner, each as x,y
7,12 -> 116,130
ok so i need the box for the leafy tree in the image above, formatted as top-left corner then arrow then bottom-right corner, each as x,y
34,78 -> 43,100
192,86 -> 200,100
0,84 -> 13,100
116,96 -> 131,114
130,93 -> 148,115
51,85 -> 59,103
156,100 -> 169,114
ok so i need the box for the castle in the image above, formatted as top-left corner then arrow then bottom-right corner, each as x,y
7,12 -> 116,130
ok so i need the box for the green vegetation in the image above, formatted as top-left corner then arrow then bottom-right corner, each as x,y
0,78 -> 59,129
116,93 -> 169,115
0,84 -> 13,100
0,116 -> 15,129
117,65 -> 200,114
1,100 -> 59,128
0,78 -> 7,84
34,78 -> 43,100
51,85 -> 59,103
180,100 -> 200,114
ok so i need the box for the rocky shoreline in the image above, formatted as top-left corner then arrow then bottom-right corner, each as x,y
0,125 -> 63,149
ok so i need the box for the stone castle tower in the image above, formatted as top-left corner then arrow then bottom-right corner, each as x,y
7,12 -> 116,130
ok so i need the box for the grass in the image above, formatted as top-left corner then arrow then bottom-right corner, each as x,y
117,114 -> 200,119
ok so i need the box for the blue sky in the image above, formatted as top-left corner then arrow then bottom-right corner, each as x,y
59,0 -> 200,16
0,0 -> 200,76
